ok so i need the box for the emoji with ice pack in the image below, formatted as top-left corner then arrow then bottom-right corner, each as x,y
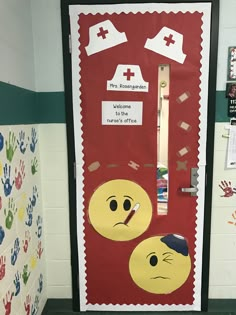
129,234 -> 191,294
88,179 -> 152,241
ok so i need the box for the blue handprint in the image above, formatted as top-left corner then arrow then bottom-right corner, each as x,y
30,185 -> 38,207
0,226 -> 5,245
36,215 -> 42,238
25,203 -> 33,227
0,133 -> 4,151
29,128 -> 38,153
1,164 -> 14,197
14,271 -> 21,296
31,295 -> 40,315
17,130 -> 28,154
11,237 -> 20,265
38,274 -> 43,293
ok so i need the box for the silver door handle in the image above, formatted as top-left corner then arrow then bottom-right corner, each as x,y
180,168 -> 198,196
181,186 -> 198,193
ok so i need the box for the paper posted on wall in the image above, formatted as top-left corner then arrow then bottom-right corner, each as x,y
227,125 -> 236,168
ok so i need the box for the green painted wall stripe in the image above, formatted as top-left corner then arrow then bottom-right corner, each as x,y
0,82 -> 66,125
0,82 -> 231,125
36,92 -> 66,123
0,82 -> 37,125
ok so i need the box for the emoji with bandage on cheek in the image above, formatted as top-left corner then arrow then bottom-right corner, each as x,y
129,234 -> 191,294
88,179 -> 152,241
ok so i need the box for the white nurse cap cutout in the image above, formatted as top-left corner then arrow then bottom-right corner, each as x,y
144,27 -> 187,64
85,20 -> 127,56
107,64 -> 149,92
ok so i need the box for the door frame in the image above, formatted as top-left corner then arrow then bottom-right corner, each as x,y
60,0 -> 219,311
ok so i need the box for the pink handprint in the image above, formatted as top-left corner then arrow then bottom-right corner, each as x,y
0,256 -> 6,280
3,291 -> 13,315
15,160 -> 25,190
22,231 -> 31,253
24,295 -> 31,315
37,241 -> 44,259
219,180 -> 236,197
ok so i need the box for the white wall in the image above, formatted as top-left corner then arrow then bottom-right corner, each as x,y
209,122 -> 236,298
31,0 -> 64,92
30,0 -> 72,298
30,0 -> 236,301
208,0 -> 236,298
39,124 -> 72,298
0,0 -> 35,90
0,2 -> 47,314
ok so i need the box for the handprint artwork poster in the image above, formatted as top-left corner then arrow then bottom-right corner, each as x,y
0,125 -> 46,315
219,180 -> 236,198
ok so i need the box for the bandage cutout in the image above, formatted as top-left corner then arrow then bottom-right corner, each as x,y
177,147 -> 190,157
176,92 -> 191,104
128,161 -> 140,170
85,20 -> 127,56
144,27 -> 187,64
144,164 -> 155,168
178,121 -> 192,132
107,164 -> 119,168
176,160 -> 188,171
88,161 -> 100,172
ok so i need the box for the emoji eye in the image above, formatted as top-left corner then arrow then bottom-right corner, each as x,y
149,255 -> 158,266
109,200 -> 118,211
163,255 -> 173,264
123,199 -> 131,211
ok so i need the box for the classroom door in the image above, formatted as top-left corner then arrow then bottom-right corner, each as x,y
64,1 -> 218,312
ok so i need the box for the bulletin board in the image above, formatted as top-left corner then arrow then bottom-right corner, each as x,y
61,0 -> 219,312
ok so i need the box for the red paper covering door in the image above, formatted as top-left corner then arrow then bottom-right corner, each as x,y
69,3 -> 212,311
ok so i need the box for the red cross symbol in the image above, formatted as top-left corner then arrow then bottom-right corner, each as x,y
97,27 -> 109,39
123,68 -> 135,81
164,34 -> 175,46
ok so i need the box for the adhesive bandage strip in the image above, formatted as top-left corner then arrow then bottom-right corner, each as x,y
107,164 -> 119,168
128,161 -> 140,170
88,161 -> 100,172
178,121 -> 192,132
176,91 -> 191,104
144,164 -> 155,168
177,146 -> 190,157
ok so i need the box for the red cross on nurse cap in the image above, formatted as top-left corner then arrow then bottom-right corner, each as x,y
85,20 -> 127,56
144,26 -> 186,64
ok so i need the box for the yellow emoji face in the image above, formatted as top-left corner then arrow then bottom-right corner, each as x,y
129,235 -> 191,294
88,179 -> 152,241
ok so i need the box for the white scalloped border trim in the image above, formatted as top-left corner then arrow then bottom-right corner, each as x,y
69,2 -> 212,312
70,2 -> 211,14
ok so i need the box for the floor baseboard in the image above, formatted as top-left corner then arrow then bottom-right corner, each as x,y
42,299 -> 236,314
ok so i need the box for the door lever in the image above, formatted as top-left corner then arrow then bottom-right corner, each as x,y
180,168 -> 198,196
181,186 -> 198,196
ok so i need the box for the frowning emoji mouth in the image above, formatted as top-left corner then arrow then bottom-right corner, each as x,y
113,222 -> 128,227
150,276 -> 170,280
